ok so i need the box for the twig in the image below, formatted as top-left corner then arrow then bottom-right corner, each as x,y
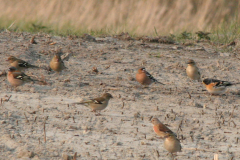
30,35 -> 37,44
231,120 -> 236,128
44,123 -> 46,143
6,95 -> 12,102
121,101 -> 125,109
228,105 -> 236,121
24,113 -> 29,123
177,116 -> 184,132
187,92 -> 191,99
105,88 -> 120,90
73,152 -> 77,160
183,148 -> 222,153
8,20 -> 16,29
34,116 -> 37,122
73,116 -> 75,123
154,26 -> 159,36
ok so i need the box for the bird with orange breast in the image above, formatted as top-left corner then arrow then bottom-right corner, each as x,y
202,78 -> 240,95
7,67 -> 38,87
151,118 -> 182,154
50,48 -> 66,73
151,118 -> 175,138
7,56 -> 39,71
136,67 -> 165,86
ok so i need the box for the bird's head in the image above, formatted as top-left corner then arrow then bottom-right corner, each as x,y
7,56 -> 18,63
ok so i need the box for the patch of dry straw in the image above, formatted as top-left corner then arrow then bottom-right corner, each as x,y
0,0 -> 239,34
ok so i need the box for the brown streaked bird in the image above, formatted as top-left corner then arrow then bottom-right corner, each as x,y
136,67 -> 165,85
202,78 -> 240,95
7,67 -> 37,87
151,118 -> 175,138
164,132 -> 182,153
186,59 -> 201,81
50,49 -> 66,73
73,93 -> 113,115
6,56 -> 39,71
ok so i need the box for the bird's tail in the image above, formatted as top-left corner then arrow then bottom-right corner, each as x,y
72,101 -> 92,109
232,81 -> 240,84
29,75 -> 49,85
156,81 -> 165,85
28,64 -> 39,68
72,100 -> 92,105
22,75 -> 36,82
34,79 -> 49,85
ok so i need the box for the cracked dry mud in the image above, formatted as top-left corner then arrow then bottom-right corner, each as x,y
0,31 -> 240,160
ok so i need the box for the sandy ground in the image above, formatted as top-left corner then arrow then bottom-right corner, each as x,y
0,31 -> 240,160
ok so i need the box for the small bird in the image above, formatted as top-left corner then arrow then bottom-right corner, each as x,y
7,67 -> 37,87
6,56 -> 39,71
151,118 -> 175,138
50,49 -> 66,73
202,78 -> 239,95
164,132 -> 182,153
186,59 -> 201,81
136,67 -> 164,85
73,93 -> 113,115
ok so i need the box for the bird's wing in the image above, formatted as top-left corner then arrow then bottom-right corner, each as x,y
158,123 -> 173,133
214,80 -> 232,88
17,60 -> 29,67
91,97 -> 105,104
145,71 -> 158,82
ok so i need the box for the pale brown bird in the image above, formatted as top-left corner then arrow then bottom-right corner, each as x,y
151,118 -> 175,138
164,133 -> 182,153
6,56 -> 39,71
7,67 -> 36,87
136,67 -> 164,85
202,78 -> 240,95
186,59 -> 201,81
73,93 -> 113,115
50,49 -> 66,73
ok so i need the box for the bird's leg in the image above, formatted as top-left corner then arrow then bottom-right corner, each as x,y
168,153 -> 175,160
95,111 -> 101,116
14,86 -> 19,92
92,109 -> 101,116
143,85 -> 149,89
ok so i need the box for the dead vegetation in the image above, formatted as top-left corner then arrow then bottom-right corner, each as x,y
0,0 -> 239,35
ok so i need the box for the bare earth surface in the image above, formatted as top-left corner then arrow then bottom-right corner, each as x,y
0,31 -> 240,160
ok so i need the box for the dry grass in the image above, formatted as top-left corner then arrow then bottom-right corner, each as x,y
0,0 -> 240,36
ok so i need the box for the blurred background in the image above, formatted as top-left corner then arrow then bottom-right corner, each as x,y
0,0 -> 239,36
